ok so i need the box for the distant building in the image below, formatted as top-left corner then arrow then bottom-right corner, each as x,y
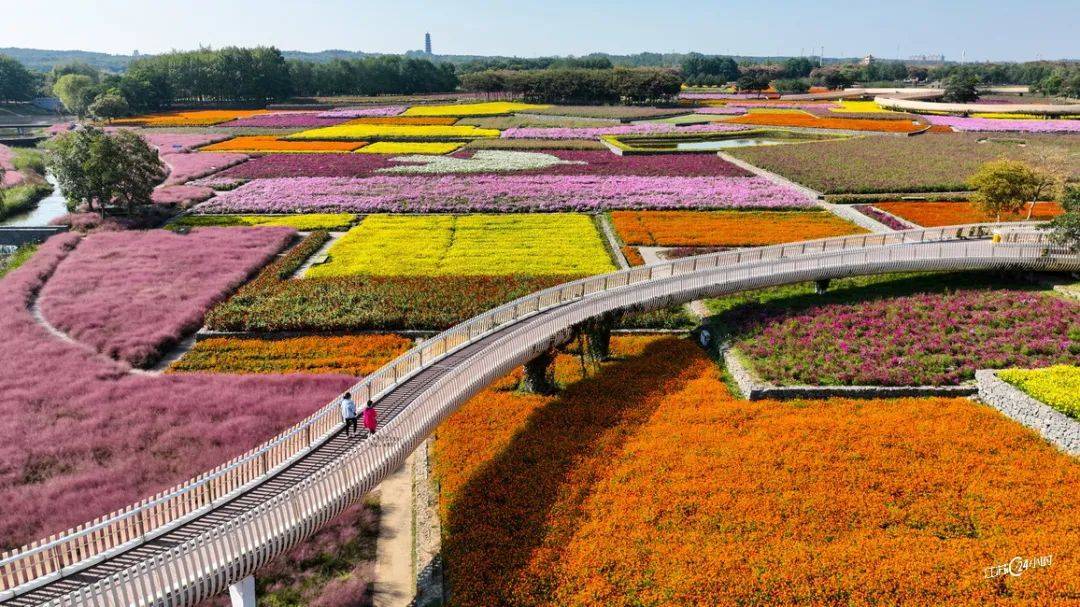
860,54 -> 875,66
908,54 -> 945,64
425,33 -> 432,55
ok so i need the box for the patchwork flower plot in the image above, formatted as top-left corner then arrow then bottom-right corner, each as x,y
922,115 -> 1080,133
401,101 -> 550,116
374,150 -> 585,174
194,174 -> 813,214
287,123 -> 500,141
171,213 -> 357,230
112,109 -> 270,127
353,141 -> 464,155
169,334 -> 412,376
723,111 -> 927,133
872,201 -> 1064,227
306,214 -> 616,278
200,136 -> 366,154
316,105 -> 407,118
500,122 -> 747,139
611,210 -> 866,247
999,366 -> 1080,418
217,113 -> 353,128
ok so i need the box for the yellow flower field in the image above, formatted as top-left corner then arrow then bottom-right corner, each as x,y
306,214 -> 617,278
287,123 -> 500,141
830,100 -> 896,113
402,101 -> 550,117
354,141 -> 463,155
999,365 -> 1080,418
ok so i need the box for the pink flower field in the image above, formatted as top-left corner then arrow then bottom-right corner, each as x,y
161,152 -> 249,185
141,132 -> 230,152
0,235 -> 352,549
39,227 -> 294,367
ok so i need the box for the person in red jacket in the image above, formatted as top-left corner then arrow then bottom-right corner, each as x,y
362,400 -> 378,437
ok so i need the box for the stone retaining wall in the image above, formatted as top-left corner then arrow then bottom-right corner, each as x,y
723,347 -> 977,400
975,370 -> 1080,456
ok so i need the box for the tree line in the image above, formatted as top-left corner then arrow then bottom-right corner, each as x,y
459,68 -> 681,105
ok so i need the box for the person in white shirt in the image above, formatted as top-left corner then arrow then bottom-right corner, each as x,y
340,392 -> 358,437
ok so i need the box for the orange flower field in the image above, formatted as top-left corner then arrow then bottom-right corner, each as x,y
199,136 -> 367,153
434,336 -> 1080,606
724,111 -> 927,133
110,109 -> 270,127
874,201 -> 1064,227
344,116 -> 461,126
169,334 -> 412,375
611,210 -> 866,247
621,245 -> 645,266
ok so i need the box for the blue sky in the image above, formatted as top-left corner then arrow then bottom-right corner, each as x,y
5,0 -> 1077,61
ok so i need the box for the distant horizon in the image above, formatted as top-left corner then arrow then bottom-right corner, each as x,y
3,0 -> 1077,63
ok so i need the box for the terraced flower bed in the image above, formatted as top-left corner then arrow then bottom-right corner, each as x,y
217,113 -> 352,128
0,235 -> 352,548
170,334 -> 411,375
999,365 -> 1080,418
200,136 -> 366,154
307,214 -> 616,278
205,232 -> 575,332
193,174 -> 812,214
922,115 -> 1080,133
611,210 -> 866,246
873,201 -> 1064,227
728,133 -> 1080,194
112,109 -> 270,127
286,123 -> 499,141
435,336 -> 1080,606
719,280 -> 1080,386
38,228 -> 294,368
723,111 -> 926,133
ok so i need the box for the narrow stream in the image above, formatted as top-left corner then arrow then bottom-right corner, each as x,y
0,172 -> 69,227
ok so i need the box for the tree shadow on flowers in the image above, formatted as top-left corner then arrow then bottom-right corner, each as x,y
440,337 -> 705,606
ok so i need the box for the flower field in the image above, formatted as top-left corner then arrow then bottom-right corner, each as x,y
500,122 -> 746,139
287,123 -> 500,141
205,232 -> 576,331
922,115 -> 1080,133
435,336 -> 1080,606
199,136 -> 366,153
610,210 -> 866,247
112,110 -> 270,127
141,132 -> 231,152
160,152 -> 249,185
345,116 -> 461,125
39,228 -> 294,368
728,133 -> 1080,194
216,113 -> 352,128
193,174 -> 812,214
172,213 -> 357,230
353,141 -> 464,154
852,204 -> 916,230
728,286 -> 1080,386
170,334 -> 411,375
0,234 -> 352,548
873,201 -> 1064,227
999,366 -> 1080,418
723,111 -> 927,133
401,101 -> 549,116
317,105 -> 407,118
307,214 -> 616,278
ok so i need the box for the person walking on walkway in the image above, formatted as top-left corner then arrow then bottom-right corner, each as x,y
362,400 -> 378,437
340,392 -> 358,437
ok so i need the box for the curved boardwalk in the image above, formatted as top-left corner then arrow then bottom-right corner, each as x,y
2,225 -> 1078,606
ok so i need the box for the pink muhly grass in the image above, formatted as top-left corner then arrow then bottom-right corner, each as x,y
38,227 -> 295,368
151,184 -> 215,207
0,234 -> 353,549
141,132 -> 230,153
161,152 -> 249,185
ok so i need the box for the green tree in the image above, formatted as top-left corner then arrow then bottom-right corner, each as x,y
967,159 -> 1054,222
735,70 -> 771,95
1049,186 -> 1080,252
45,127 -> 165,216
942,73 -> 980,103
0,54 -> 39,102
772,78 -> 810,94
88,91 -> 131,121
53,74 -> 99,117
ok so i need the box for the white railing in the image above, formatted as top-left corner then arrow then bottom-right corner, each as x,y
0,222 -> 1067,602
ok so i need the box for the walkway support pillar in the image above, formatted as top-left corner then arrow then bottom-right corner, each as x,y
815,279 -> 831,295
520,349 -> 558,395
229,576 -> 256,607
585,312 -> 619,361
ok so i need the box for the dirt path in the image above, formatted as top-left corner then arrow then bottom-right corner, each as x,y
372,453 -> 417,607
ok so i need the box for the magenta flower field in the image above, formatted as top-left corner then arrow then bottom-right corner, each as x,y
39,228 -> 294,368
734,290 -> 1080,386
0,235 -> 352,549
203,150 -> 751,180
922,115 -> 1080,133
218,113 -> 353,128
193,174 -> 811,214
499,122 -> 747,139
